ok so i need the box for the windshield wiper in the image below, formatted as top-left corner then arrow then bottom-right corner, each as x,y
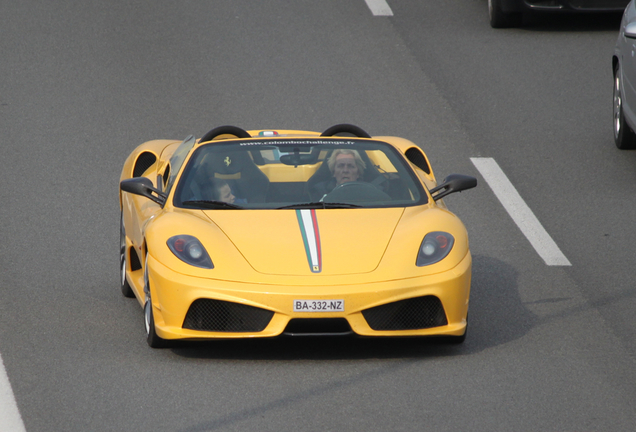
182,200 -> 243,209
277,202 -> 361,209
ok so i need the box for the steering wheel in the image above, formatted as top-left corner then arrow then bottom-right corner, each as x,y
323,181 -> 391,203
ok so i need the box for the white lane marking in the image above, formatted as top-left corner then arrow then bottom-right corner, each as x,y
0,353 -> 26,432
365,0 -> 393,16
471,157 -> 571,266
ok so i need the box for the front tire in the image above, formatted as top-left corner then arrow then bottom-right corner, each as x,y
144,254 -> 169,348
613,63 -> 636,150
119,213 -> 135,298
144,297 -> 168,348
488,0 -> 522,28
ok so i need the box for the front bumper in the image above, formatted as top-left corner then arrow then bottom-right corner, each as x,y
146,252 -> 472,340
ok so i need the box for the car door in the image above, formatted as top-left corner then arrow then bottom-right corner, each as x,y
620,3 -> 636,125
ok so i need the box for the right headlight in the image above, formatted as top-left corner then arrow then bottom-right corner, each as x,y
416,232 -> 455,266
167,235 -> 214,269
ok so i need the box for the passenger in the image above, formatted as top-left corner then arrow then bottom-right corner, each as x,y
213,179 -> 235,203
212,179 -> 246,204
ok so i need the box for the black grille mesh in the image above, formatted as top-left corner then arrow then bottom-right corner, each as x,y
362,296 -> 447,331
183,299 -> 274,332
284,318 -> 352,335
133,152 -> 157,178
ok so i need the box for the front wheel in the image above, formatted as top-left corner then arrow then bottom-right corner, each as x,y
144,254 -> 169,348
144,297 -> 169,348
119,212 -> 135,298
488,0 -> 522,28
613,63 -> 636,150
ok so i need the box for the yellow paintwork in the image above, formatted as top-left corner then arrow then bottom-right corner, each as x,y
119,129 -> 471,341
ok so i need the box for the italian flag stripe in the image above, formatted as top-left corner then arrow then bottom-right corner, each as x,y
296,209 -> 322,273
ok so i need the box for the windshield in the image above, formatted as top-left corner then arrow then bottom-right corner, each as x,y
173,138 -> 427,209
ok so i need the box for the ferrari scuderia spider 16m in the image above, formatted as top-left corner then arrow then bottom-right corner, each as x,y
119,124 -> 477,347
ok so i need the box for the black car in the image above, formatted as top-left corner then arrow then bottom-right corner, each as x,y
489,0 -> 630,28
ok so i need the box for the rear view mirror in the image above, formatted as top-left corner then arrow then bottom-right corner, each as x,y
626,22 -> 636,39
279,154 -> 315,166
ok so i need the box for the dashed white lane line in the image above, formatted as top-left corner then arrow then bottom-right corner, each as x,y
0,352 -> 26,432
471,157 -> 571,266
365,0 -> 393,16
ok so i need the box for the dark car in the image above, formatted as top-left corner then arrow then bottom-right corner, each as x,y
489,0 -> 630,28
613,0 -> 636,149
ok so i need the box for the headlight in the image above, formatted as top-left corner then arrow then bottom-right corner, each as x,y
416,232 -> 454,266
167,235 -> 214,269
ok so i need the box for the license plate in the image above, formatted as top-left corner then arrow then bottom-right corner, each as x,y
293,299 -> 344,312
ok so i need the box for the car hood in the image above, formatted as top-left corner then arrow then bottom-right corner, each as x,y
203,208 -> 405,276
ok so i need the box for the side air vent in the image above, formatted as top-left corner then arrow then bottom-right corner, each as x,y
129,248 -> 142,272
404,147 -> 431,174
133,152 -> 157,178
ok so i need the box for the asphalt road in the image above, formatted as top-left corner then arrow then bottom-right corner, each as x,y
1,1 -> 635,431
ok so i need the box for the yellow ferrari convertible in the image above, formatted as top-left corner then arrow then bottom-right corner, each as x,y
119,124 -> 477,347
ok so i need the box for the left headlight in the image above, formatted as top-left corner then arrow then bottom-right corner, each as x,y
416,232 -> 454,266
167,235 -> 214,269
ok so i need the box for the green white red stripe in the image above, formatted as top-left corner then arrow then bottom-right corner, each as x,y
296,209 -> 322,273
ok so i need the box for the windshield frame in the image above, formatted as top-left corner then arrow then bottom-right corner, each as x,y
164,135 -> 197,196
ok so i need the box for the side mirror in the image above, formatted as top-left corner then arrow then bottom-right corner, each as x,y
625,22 -> 636,39
120,177 -> 167,206
429,174 -> 477,201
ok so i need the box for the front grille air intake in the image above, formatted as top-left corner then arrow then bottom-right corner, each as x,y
183,299 -> 274,332
284,318 -> 352,336
362,296 -> 447,331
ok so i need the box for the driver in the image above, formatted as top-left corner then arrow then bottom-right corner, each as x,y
310,149 -> 367,200
311,149 -> 367,200
329,149 -> 366,186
